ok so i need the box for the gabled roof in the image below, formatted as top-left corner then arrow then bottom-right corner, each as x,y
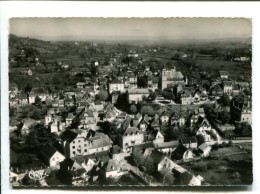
104,159 -> 118,172
111,145 -> 123,155
123,127 -> 140,136
40,143 -> 60,160
91,138 -> 111,149
121,116 -> 133,130
198,143 -> 210,151
134,113 -> 142,120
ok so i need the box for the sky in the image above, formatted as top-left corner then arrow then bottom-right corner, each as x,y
9,18 -> 252,41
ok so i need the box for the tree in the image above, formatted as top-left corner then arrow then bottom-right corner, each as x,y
26,130 -> 39,145
141,106 -> 154,115
148,92 -> 157,101
218,111 -> 230,124
138,76 -> 148,88
155,89 -> 163,96
34,96 -> 42,107
130,104 -> 137,114
9,107 -> 17,117
96,90 -> 108,101
162,88 -> 174,100
30,108 -> 42,120
24,83 -> 32,94
220,94 -> 231,107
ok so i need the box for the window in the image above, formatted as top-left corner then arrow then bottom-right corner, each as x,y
73,141 -> 75,144
84,149 -> 87,152
78,140 -> 81,143
72,146 -> 75,149
84,144 -> 87,147
73,151 -> 75,154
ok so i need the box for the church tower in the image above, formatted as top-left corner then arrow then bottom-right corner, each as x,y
161,68 -> 168,89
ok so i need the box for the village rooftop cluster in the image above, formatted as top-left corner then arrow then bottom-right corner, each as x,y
9,34 -> 252,187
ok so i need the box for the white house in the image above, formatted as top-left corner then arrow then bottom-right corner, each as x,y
40,144 -> 65,169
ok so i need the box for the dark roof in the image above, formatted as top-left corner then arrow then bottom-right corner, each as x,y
111,145 -> 123,155
40,143 -> 59,160
180,136 -> 197,144
110,79 -> 123,84
172,145 -> 188,160
123,127 -> 140,136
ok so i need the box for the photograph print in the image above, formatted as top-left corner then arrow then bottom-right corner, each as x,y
8,18 -> 252,188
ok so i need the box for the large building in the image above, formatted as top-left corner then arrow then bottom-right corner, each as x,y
161,67 -> 184,89
108,79 -> 125,94
63,130 -> 112,158
128,88 -> 150,103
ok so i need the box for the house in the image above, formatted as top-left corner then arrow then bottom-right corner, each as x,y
132,113 -> 142,127
216,124 -> 235,137
154,140 -> 179,154
157,156 -> 177,172
178,171 -> 203,186
153,130 -> 164,144
109,79 -> 124,94
101,159 -> 120,178
19,93 -> 29,105
179,137 -> 197,149
28,87 -> 48,104
198,143 -> 211,157
95,101 -> 104,113
240,106 -> 252,125
128,88 -> 150,103
148,75 -> 159,91
232,83 -> 240,96
219,71 -> 229,79
50,116 -> 63,133
118,127 -> 144,153
77,82 -> 85,88
40,143 -> 65,169
210,84 -> 223,97
160,111 -> 170,125
161,67 -> 184,89
63,130 -> 112,158
180,90 -> 194,105
110,145 -> 128,162
66,113 -> 75,126
196,117 -> 212,142
82,109 -> 96,124
64,97 -> 74,107
9,171 -> 19,185
223,81 -> 233,95
58,158 -> 87,185
81,158 -> 96,172
129,74 -> 138,89
16,119 -> 35,137
116,112 -> 127,120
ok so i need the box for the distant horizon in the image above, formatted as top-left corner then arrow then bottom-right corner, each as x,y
9,18 -> 252,42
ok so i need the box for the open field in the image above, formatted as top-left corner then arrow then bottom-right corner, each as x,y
182,157 -> 252,185
194,59 -> 251,73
